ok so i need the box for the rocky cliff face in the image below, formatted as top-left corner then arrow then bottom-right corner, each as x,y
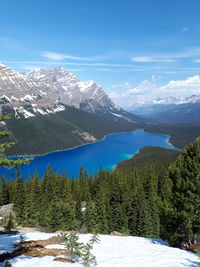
0,64 -> 133,122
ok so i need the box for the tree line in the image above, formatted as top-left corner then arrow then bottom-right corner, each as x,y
0,138 -> 200,245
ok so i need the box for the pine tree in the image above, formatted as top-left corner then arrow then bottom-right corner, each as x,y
0,115 -> 32,170
4,212 -> 15,233
62,232 -> 83,261
13,169 -> 25,221
84,200 -> 100,233
0,176 -> 9,205
30,173 -> 41,224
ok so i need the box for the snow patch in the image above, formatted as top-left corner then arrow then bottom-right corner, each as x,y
78,80 -> 94,92
111,112 -> 123,118
0,232 -> 199,267
14,107 -> 35,119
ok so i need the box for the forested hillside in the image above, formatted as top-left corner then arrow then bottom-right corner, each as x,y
144,122 -> 200,148
117,146 -> 180,171
1,106 -> 137,156
1,138 -> 199,246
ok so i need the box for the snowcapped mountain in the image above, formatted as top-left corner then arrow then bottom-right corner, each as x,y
127,94 -> 200,123
0,63 -> 134,122
150,95 -> 200,105
128,95 -> 200,117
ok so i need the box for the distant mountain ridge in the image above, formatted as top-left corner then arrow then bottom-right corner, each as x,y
148,102 -> 200,123
128,95 -> 200,120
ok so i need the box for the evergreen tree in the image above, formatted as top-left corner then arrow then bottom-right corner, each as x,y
0,115 -> 32,170
4,212 -> 15,233
62,232 -> 83,261
13,169 -> 24,221
0,176 -> 9,205
84,200 -> 100,233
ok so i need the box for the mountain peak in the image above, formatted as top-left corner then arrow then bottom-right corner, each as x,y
0,64 -> 134,123
0,63 -> 7,68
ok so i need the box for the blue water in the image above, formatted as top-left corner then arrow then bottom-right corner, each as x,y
1,129 -> 179,179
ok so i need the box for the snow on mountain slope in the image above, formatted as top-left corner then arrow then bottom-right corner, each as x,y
0,63 -> 134,122
151,95 -> 200,105
129,95 -> 200,117
0,231 -> 199,267
0,63 -> 35,91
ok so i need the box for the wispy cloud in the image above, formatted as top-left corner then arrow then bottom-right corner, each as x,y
41,51 -> 92,61
5,60 -> 152,68
41,51 -> 110,61
111,82 -> 132,90
131,47 -> 200,63
182,27 -> 190,32
132,56 -> 176,63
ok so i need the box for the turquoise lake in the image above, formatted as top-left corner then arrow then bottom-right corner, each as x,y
2,129 -> 179,179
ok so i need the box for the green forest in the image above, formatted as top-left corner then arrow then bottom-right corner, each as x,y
0,138 -> 199,246
0,114 -> 199,248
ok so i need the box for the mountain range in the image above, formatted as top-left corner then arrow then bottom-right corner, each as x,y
0,63 -> 141,155
128,95 -> 200,123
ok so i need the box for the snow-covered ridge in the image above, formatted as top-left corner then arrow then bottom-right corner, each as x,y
133,95 -> 200,108
0,63 -> 124,120
0,231 -> 199,267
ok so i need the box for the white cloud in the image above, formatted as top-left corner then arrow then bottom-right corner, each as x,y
111,82 -> 131,90
109,79 -> 158,107
42,52 -> 66,60
131,57 -> 175,63
158,75 -> 200,95
128,80 -> 157,95
109,75 -> 200,107
131,57 -> 152,63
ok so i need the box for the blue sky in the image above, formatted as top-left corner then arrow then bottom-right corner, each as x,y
1,0 -> 200,106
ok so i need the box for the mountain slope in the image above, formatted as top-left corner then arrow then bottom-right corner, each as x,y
149,102 -> 200,123
117,146 -> 180,171
3,106 -> 137,156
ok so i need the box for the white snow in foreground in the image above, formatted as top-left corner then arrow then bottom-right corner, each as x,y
0,232 -> 199,267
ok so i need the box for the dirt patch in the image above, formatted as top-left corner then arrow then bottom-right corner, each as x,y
110,231 -> 127,236
54,257 -> 74,263
184,244 -> 200,253
0,236 -> 68,263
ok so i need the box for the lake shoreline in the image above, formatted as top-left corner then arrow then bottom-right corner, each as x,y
3,129 -> 179,179
9,128 -> 178,158
9,128 -> 140,158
